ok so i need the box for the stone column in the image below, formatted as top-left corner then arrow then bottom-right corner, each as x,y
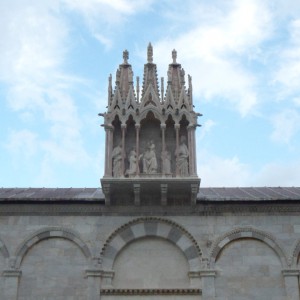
104,125 -> 114,177
187,125 -> 193,176
121,124 -> 126,176
192,125 -> 197,176
200,270 -> 217,300
161,124 -> 166,175
175,124 -> 180,176
2,270 -> 21,300
282,269 -> 300,300
86,269 -> 102,300
135,124 -> 140,176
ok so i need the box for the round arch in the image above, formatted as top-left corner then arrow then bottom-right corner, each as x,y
209,227 -> 288,267
14,227 -> 92,269
100,217 -> 202,271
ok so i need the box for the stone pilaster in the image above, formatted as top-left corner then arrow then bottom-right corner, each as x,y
2,270 -> 21,300
282,269 -> 300,300
86,269 -> 102,300
200,270 -> 217,300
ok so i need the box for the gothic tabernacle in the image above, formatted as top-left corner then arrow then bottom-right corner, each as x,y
100,43 -> 201,206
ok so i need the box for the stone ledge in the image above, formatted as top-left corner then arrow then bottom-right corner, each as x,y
101,288 -> 201,295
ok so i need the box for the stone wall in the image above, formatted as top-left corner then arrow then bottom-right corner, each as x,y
0,209 -> 300,299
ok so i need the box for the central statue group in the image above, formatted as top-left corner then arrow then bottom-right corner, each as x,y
113,137 -> 189,178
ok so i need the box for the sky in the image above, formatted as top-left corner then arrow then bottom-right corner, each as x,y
1,0 -> 300,188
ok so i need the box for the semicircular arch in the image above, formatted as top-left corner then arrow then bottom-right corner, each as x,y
14,227 -> 92,269
100,217 -> 202,271
209,227 -> 287,267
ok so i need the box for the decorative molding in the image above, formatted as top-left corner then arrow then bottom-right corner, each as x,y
14,226 -> 92,269
101,288 -> 201,295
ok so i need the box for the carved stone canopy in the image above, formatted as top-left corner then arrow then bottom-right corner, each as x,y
100,43 -> 201,205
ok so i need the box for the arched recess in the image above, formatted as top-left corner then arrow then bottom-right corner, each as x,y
209,227 -> 287,268
100,217 -> 202,271
14,227 -> 92,269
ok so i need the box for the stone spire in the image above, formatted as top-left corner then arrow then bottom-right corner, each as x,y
141,43 -> 160,99
165,49 -> 187,105
114,49 -> 135,102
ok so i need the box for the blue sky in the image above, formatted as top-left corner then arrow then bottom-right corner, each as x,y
1,0 -> 300,187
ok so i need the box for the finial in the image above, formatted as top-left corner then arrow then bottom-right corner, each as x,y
147,42 -> 153,63
172,49 -> 177,64
123,49 -> 129,64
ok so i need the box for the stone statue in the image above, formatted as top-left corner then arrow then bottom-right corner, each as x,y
125,149 -> 137,176
112,143 -> 122,177
141,140 -> 157,174
177,136 -> 189,176
162,149 -> 171,174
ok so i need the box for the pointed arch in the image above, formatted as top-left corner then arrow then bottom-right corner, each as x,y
209,227 -> 288,267
100,217 -> 202,271
14,227 -> 92,269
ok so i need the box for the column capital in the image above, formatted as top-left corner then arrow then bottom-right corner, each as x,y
282,269 -> 300,277
85,269 -> 103,278
160,124 -> 166,129
2,269 -> 22,278
199,270 -> 217,277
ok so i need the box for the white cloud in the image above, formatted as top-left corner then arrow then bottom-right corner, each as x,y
270,109 -> 300,144
253,161 -> 300,186
0,1 -> 92,183
6,129 -> 38,159
153,0 -> 272,117
198,151 -> 251,187
199,119 -> 216,140
273,19 -> 300,97
62,0 -> 154,47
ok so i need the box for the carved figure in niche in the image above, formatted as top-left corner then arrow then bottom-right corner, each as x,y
162,149 -> 171,174
112,143 -> 123,177
176,136 -> 189,176
140,140 -> 157,174
125,149 -> 137,176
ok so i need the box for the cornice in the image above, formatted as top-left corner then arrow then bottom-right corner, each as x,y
0,202 -> 300,216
